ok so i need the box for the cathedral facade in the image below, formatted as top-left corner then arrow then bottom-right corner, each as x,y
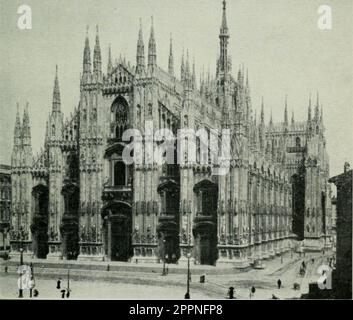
10,1 -> 332,266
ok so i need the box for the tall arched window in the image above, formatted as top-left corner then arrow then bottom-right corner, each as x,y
114,161 -> 126,187
296,137 -> 301,147
111,96 -> 129,140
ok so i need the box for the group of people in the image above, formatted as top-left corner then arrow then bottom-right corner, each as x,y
227,279 -> 283,300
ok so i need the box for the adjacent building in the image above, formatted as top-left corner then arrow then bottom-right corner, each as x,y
0,164 -> 11,254
329,163 -> 352,299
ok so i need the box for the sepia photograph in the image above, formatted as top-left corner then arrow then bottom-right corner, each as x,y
0,0 -> 352,305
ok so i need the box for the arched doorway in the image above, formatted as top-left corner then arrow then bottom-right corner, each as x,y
31,185 -> 49,259
193,180 -> 218,265
60,181 -> 79,260
157,179 -> 180,263
291,167 -> 305,240
102,201 -> 132,261
321,191 -> 326,234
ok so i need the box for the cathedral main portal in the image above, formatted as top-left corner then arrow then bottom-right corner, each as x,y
102,202 -> 132,262
31,185 -> 49,259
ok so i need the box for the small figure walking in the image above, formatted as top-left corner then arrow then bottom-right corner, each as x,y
33,289 -> 39,297
29,275 -> 35,298
56,278 -> 61,289
250,286 -> 256,299
277,279 -> 282,289
107,264 -> 110,272
228,287 -> 235,299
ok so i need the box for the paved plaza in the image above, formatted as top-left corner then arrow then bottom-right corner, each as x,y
0,251 -> 334,300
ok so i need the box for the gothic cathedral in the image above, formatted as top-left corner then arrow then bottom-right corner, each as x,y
10,1 -> 333,267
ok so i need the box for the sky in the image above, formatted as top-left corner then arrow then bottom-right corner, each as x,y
0,0 -> 352,177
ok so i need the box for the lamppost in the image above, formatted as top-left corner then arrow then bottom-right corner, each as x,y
162,239 -> 167,276
20,231 -> 24,266
18,244 -> 24,298
184,252 -> 191,299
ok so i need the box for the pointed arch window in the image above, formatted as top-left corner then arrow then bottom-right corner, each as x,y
296,137 -> 301,147
111,96 -> 129,141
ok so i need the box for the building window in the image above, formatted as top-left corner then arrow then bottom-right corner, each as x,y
295,137 -> 301,147
113,161 -> 126,187
111,96 -> 129,140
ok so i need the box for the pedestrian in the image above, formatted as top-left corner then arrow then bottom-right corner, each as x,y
280,256 -> 283,264
107,264 -> 110,272
228,287 -> 235,299
28,275 -> 35,298
250,286 -> 256,299
277,279 -> 282,289
272,294 -> 279,300
4,266 -> 8,273
61,289 -> 66,299
56,278 -> 61,289
33,289 -> 39,297
66,288 -> 71,298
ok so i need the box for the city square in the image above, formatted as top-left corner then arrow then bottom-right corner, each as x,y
0,250 -> 334,299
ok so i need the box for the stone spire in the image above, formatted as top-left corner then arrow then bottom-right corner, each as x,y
308,93 -> 312,121
107,44 -> 113,75
136,19 -> 145,74
180,49 -> 185,81
22,103 -> 31,146
185,50 -> 190,80
168,34 -> 174,76
45,119 -> 49,146
261,97 -> 264,124
219,0 -> 229,76
246,69 -> 250,89
93,25 -> 102,83
315,91 -> 320,119
192,57 -> 196,89
14,102 -> 22,146
284,95 -> 288,125
291,110 -> 295,126
148,16 -> 157,71
82,26 -> 91,83
52,65 -> 61,113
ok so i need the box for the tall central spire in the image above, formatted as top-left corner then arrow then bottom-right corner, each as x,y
221,0 -> 228,34
52,65 -> 61,112
219,0 -> 230,76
